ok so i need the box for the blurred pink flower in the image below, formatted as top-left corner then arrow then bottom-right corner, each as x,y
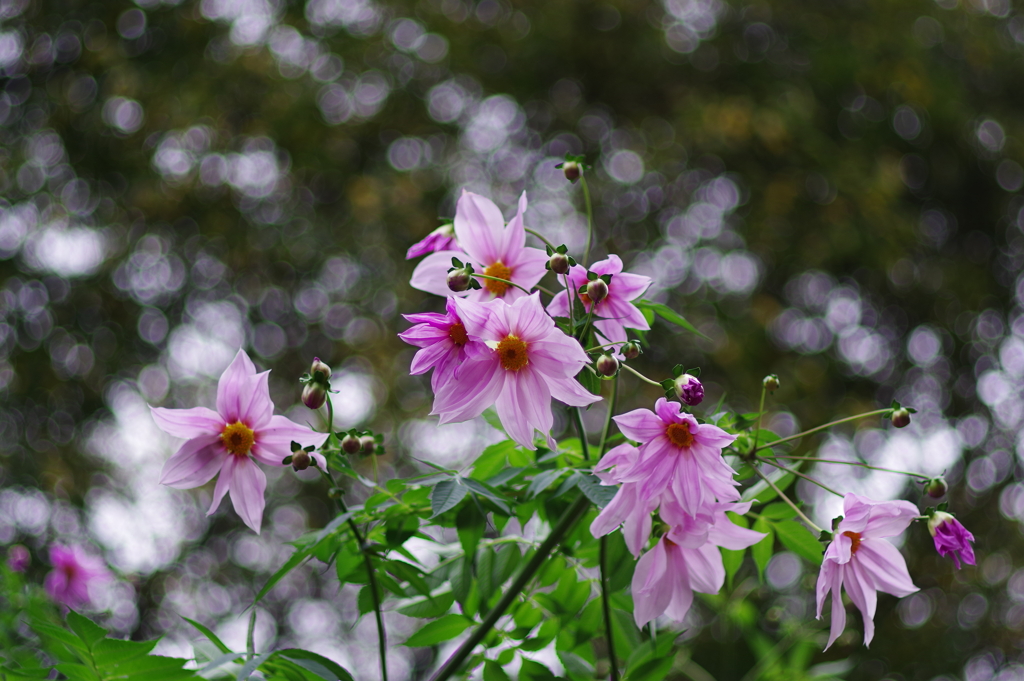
398,297 -> 485,392
151,349 -> 328,534
410,191 -> 548,302
406,223 -> 457,260
612,398 -> 739,511
7,544 -> 30,573
432,294 -> 600,448
816,493 -> 920,649
928,511 -> 976,569
44,544 -> 110,609
546,254 -> 651,345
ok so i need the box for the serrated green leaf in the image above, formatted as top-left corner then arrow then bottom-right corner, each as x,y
527,469 -> 564,498
456,502 -> 486,558
66,611 -> 107,650
759,502 -> 798,520
751,517 -> 774,582
403,614 -> 474,647
774,521 -> 824,566
431,479 -> 469,517
91,638 -> 156,667
472,440 -> 517,480
576,473 -> 616,508
53,663 -> 99,681
483,659 -> 513,681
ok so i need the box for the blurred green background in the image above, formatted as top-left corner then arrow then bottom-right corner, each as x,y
1,0 -> 1023,678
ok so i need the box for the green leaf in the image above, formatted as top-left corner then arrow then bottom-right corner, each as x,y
456,502 -> 486,558
577,366 -> 602,395
54,663 -> 100,681
431,479 -> 468,517
274,649 -> 355,681
66,611 -> 107,650
481,408 -> 506,435
637,299 -> 709,339
773,521 -> 824,566
576,473 -> 617,508
751,517 -> 774,582
741,472 -> 793,504
472,440 -> 518,480
721,513 -> 749,589
527,469 -> 564,498
759,502 -> 798,520
255,548 -> 311,604
483,659 -> 513,681
403,614 -> 474,647
477,545 -> 521,612
398,591 -> 455,618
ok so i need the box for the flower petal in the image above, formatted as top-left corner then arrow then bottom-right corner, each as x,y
614,407 -> 665,443
208,457 -> 234,517
238,370 -> 273,429
230,457 -> 268,534
432,358 -> 504,423
454,191 -> 506,265
410,250 -> 471,298
252,415 -> 329,466
160,434 -> 225,489
632,540 -> 672,628
856,539 -> 918,598
843,560 -> 877,647
548,374 -> 602,408
217,349 -> 258,423
151,406 -> 223,440
500,191 -> 528,257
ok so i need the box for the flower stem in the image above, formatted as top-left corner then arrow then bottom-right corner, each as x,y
571,407 -> 591,461
564,273 -> 575,332
769,455 -> 931,479
599,536 -> 619,681
752,409 -> 890,454
619,363 -> 663,388
598,374 -> 618,459
246,609 -> 257,660
471,273 -> 542,296
525,227 -> 556,250
586,341 -> 624,353
577,306 -> 596,344
428,494 -> 593,681
580,175 -> 595,267
756,456 -> 843,498
749,465 -> 823,534
751,382 -> 767,455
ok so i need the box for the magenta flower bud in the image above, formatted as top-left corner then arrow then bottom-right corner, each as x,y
341,434 -> 361,455
762,374 -> 780,392
928,511 -> 976,569
891,408 -> 911,428
309,358 -> 332,382
925,477 -> 947,499
291,450 -> 311,471
7,545 -> 29,573
447,267 -> 473,292
359,435 -> 377,455
586,278 -> 608,303
622,341 -> 641,360
595,353 -> 619,377
562,161 -> 581,182
549,252 -> 570,275
302,383 -> 327,410
674,374 -> 704,406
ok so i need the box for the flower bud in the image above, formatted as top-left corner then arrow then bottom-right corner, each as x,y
359,435 -> 377,455
548,252 -> 570,275
562,161 -> 581,182
925,477 -> 947,499
291,450 -> 311,471
595,353 -> 619,377
586,278 -> 608,303
328,487 -> 343,499
622,341 -> 641,360
891,408 -> 911,428
763,374 -> 780,392
927,510 -> 976,569
447,267 -> 473,292
7,544 -> 29,573
302,383 -> 327,410
674,373 -> 704,406
310,357 -> 332,382
341,434 -> 362,455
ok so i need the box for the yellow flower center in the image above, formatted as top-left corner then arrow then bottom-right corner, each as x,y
665,422 -> 694,448
842,531 -> 862,555
222,421 -> 255,456
449,322 -> 468,346
497,335 -> 528,371
483,261 -> 513,297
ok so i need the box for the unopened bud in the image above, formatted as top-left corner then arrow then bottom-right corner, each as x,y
328,487 -> 343,499
291,450 -> 311,471
302,383 -> 327,410
763,374 -> 780,392
595,353 -> 619,377
359,435 -> 377,455
7,544 -> 29,573
548,252 -> 570,275
310,357 -> 332,381
891,408 -> 911,428
925,477 -> 948,499
674,373 -> 704,406
447,267 -> 473,292
927,510 -> 956,537
341,434 -> 361,455
586,279 -> 608,303
562,161 -> 581,183
622,341 -> 641,360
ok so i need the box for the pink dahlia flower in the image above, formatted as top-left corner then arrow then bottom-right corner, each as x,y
44,544 -> 111,609
546,254 -> 652,345
7,544 -> 30,573
590,444 -> 657,556
406,223 -> 457,260
432,294 -> 600,449
632,500 -> 765,627
816,493 -> 920,649
410,191 -> 548,303
928,511 -> 976,569
399,298 -> 485,392
151,349 -> 329,534
612,398 -> 739,511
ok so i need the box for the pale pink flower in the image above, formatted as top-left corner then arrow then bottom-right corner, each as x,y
406,223 -> 457,259
410,191 -> 548,303
432,294 -> 600,449
151,349 -> 328,534
7,544 -> 29,572
612,398 -> 739,511
399,298 -> 485,392
928,511 -> 976,569
590,444 -> 657,556
44,544 -> 111,609
632,501 -> 765,627
546,254 -> 651,344
816,493 -> 920,649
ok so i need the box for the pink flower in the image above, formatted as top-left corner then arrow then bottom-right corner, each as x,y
151,349 -> 328,534
410,191 -> 548,303
7,544 -> 30,572
406,223 -> 457,259
399,298 -> 487,392
631,501 -> 765,627
612,398 -> 739,511
44,545 -> 111,609
547,254 -> 652,345
432,294 -> 600,449
816,493 -> 920,650
928,511 -> 976,569
590,444 -> 657,556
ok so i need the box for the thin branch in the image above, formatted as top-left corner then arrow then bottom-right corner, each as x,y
756,456 -> 843,498
525,227 -> 556,249
580,175 -> 595,267
752,409 -> 890,454
770,455 -> 931,479
749,465 -> 823,534
619,363 -> 663,388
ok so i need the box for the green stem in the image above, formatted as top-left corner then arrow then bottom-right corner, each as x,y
564,272 -> 576,332
619,363 -> 663,388
749,465 -> 823,534
580,175 -> 595,267
586,341 -> 625,353
597,374 -> 618,459
752,409 -> 890,454
577,305 -> 596,344
525,227 -> 556,249
756,456 -> 843,498
471,273 -> 535,295
599,536 -> 619,681
770,455 -> 930,479
571,408 -> 591,461
751,382 -> 767,455
325,390 -> 335,433
246,609 -> 257,660
428,494 -> 593,681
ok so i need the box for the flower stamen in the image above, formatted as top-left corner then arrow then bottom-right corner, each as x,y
222,421 -> 255,456
483,262 -> 513,297
449,322 -> 468,346
842,530 -> 863,554
666,422 -> 694,448
497,335 -> 529,371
